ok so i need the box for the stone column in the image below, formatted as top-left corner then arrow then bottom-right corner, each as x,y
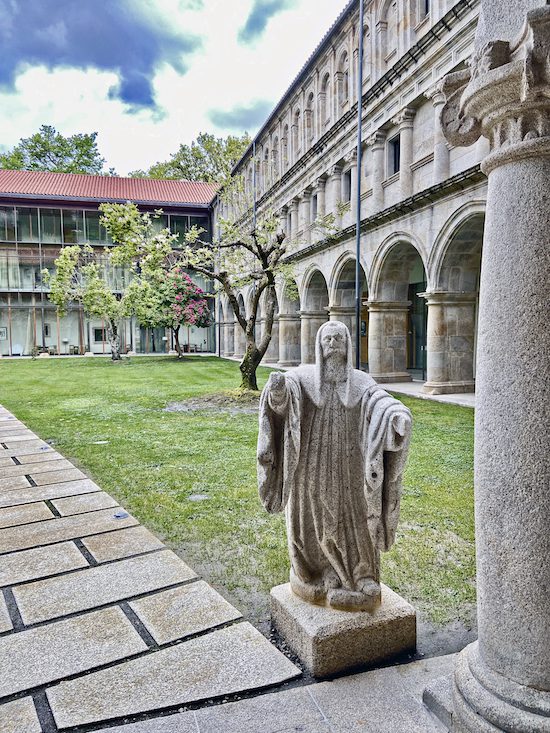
367,300 -> 412,382
279,206 -> 288,238
290,198 -> 300,242
367,132 -> 386,213
422,292 -> 476,395
316,176 -> 326,217
327,164 -> 343,230
392,108 -> 415,198
424,4 -> 550,730
301,188 -> 312,245
278,314 -> 301,366
233,318 -> 246,359
222,321 -> 234,357
345,150 -> 358,219
425,84 -> 450,184
300,310 -> 327,364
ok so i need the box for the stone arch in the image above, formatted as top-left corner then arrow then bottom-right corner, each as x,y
278,279 -> 301,366
301,268 -> 329,364
220,297 -> 235,357
329,255 -> 369,367
368,236 -> 427,381
423,204 -> 485,394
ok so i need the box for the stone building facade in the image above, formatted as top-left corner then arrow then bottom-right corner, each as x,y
214,0 -> 487,394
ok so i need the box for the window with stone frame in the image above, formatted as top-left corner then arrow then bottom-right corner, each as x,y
320,72 -> 331,130
338,51 -> 350,107
305,92 -> 315,145
342,169 -> 352,202
388,134 -> 401,176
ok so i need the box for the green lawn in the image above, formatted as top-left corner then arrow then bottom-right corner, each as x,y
0,355 -> 475,625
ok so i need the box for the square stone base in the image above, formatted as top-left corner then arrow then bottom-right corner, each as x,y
271,583 -> 416,678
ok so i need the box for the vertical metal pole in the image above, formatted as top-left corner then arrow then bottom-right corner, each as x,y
252,140 -> 257,232
355,0 -> 365,370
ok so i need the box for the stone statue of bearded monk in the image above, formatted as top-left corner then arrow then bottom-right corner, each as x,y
258,321 -> 412,612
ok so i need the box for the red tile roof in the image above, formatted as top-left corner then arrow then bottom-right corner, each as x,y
0,169 -> 216,206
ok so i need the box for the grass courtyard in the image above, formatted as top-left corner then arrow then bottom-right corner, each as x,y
0,355 -> 475,627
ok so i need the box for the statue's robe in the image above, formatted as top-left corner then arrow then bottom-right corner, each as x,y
258,348 -> 411,602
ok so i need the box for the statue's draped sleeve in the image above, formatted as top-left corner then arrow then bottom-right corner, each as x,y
257,375 -> 301,513
360,388 -> 412,552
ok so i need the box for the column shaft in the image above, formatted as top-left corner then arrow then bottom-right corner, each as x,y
367,301 -> 412,382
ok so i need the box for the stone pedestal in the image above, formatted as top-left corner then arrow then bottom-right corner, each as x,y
278,314 -> 301,366
367,301 -> 412,382
422,292 -> 476,395
425,4 -> 550,731
271,583 -> 416,678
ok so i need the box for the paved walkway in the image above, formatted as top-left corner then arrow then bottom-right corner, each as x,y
0,405 -> 450,733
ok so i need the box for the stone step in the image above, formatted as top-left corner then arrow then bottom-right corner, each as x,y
46,621 -> 301,729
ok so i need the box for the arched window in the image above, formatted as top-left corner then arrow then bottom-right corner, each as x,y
337,51 -> 350,108
263,147 -> 270,190
282,125 -> 289,171
292,109 -> 301,160
320,72 -> 331,131
362,26 -> 371,81
272,136 -> 279,177
305,92 -> 315,146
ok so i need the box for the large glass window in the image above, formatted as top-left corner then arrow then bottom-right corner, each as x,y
16,247 -> 42,290
16,208 -> 39,242
190,216 -> 210,242
170,214 -> 189,245
84,211 -> 111,243
62,209 -> 85,243
151,213 -> 169,234
40,209 -> 62,243
0,207 -> 16,241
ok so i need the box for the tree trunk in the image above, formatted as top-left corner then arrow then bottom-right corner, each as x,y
174,326 -> 183,358
107,321 -> 121,361
239,344 -> 261,391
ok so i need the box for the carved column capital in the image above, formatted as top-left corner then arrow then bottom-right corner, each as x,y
343,148 -> 358,166
440,6 -> 550,173
327,163 -> 343,179
366,131 -> 387,149
424,81 -> 446,107
391,107 -> 416,129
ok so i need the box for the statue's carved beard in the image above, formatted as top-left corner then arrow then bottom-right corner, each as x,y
322,351 -> 348,382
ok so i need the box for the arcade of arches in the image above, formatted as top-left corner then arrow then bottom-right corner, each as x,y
218,212 -> 484,395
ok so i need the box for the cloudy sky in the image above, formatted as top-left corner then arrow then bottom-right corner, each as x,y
0,0 -> 350,175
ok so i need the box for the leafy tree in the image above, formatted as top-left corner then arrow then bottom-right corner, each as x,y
0,125 -> 111,174
129,132 -> 250,184
44,245 -> 126,360
180,174 -> 297,391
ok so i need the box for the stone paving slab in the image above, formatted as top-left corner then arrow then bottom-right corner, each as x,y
0,697 -> 42,733
82,525 -> 166,563
0,475 -> 31,492
29,467 -> 86,485
51,490 -> 119,516
0,458 -> 74,479
0,542 -> 89,587
16,450 -> 63,464
129,581 -> 242,644
0,425 -> 29,435
0,592 -> 13,633
0,606 -> 147,698
0,501 -> 54,529
0,440 -> 51,456
47,622 -> 301,729
0,478 -> 102,509
1,433 -> 40,444
0,507 -> 138,554
0,456 -> 17,467
14,549 -> 197,624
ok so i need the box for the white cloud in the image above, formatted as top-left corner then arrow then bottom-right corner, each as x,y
0,0 -> 350,175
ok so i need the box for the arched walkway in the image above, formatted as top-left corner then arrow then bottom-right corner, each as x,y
369,240 -> 427,382
279,281 -> 301,366
424,212 -> 484,394
301,269 -> 329,363
330,258 -> 368,367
